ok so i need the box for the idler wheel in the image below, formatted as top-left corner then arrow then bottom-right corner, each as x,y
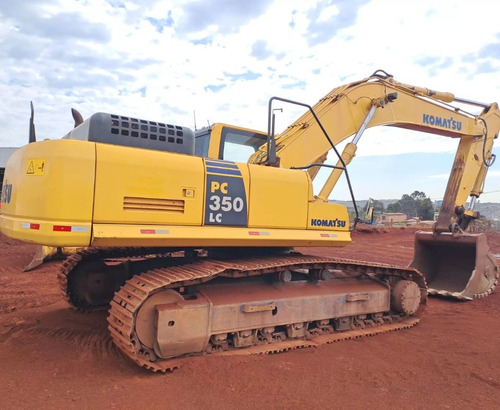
136,290 -> 184,353
391,280 -> 421,315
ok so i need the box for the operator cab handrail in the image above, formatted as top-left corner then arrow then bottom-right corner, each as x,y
265,96 -> 362,230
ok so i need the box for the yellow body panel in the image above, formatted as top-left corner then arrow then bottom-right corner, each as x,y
93,144 -> 205,226
0,140 -> 351,248
91,224 -> 351,247
0,215 -> 91,247
307,202 -> 349,231
0,140 -> 94,246
247,165 -> 309,229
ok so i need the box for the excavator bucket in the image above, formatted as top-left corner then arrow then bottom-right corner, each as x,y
410,231 -> 498,300
23,246 -> 79,272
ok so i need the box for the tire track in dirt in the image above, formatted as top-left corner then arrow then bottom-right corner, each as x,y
6,324 -> 125,361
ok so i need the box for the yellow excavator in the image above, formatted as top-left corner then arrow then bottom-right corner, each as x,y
0,70 -> 498,371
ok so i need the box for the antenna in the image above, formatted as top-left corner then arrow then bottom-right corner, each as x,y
29,101 -> 36,143
193,110 -> 197,131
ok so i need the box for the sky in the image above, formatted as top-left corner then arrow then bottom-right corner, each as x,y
0,0 -> 500,203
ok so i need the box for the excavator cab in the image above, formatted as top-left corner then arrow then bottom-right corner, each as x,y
194,123 -> 267,162
410,231 -> 498,300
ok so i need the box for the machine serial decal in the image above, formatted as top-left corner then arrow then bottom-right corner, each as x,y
1,181 -> 12,204
204,160 -> 248,226
423,114 -> 462,131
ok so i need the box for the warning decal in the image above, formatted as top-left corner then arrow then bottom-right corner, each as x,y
26,159 -> 46,176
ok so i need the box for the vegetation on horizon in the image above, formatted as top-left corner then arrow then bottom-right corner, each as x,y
386,191 -> 434,220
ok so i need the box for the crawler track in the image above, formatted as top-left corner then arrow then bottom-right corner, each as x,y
106,254 -> 426,372
58,247 -> 178,312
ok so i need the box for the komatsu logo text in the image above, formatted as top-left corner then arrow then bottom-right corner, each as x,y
311,218 -> 346,228
423,114 -> 462,131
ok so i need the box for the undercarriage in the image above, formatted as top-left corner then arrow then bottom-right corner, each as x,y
58,248 -> 426,372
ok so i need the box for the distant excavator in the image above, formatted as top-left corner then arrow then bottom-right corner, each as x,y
1,70 -> 497,371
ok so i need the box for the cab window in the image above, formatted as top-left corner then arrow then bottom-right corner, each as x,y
195,130 -> 210,157
219,127 -> 267,162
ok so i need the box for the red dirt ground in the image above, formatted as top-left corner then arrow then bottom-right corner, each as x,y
1,228 -> 499,409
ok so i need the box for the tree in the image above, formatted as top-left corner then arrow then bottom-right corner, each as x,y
411,191 -> 434,220
410,191 -> 426,201
388,191 -> 435,220
417,197 -> 434,220
387,202 -> 402,212
400,194 -> 417,217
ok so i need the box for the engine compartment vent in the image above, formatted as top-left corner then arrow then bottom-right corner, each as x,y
123,197 -> 185,213
63,113 -> 195,155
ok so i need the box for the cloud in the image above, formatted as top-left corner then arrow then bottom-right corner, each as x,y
415,56 -> 440,66
282,80 -> 306,89
462,40 -> 500,66
110,0 -> 164,25
461,53 -> 476,63
414,55 -> 454,76
191,37 -> 212,45
32,12 -> 110,42
0,1 -> 110,43
475,60 -> 498,75
177,0 -> 271,35
305,0 -> 370,46
205,84 -> 227,93
478,41 -> 500,60
251,40 -> 273,60
289,10 -> 297,29
146,11 -> 174,33
224,71 -> 262,82
44,67 -> 116,90
0,0 -> 53,22
0,33 -> 42,61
